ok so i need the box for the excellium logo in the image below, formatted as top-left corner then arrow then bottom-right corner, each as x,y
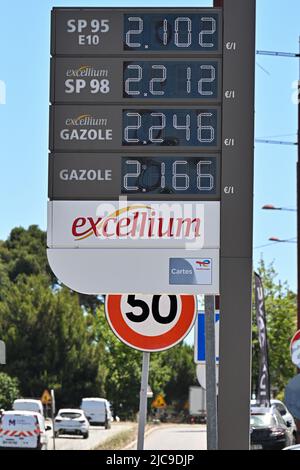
65,65 -> 109,78
71,204 -> 202,241
60,114 -> 112,141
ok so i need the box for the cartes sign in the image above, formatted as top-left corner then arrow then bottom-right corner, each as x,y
105,294 -> 196,352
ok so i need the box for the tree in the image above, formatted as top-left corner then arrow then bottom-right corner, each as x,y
252,259 -> 297,397
0,372 -> 20,410
0,274 -> 107,408
158,344 -> 197,409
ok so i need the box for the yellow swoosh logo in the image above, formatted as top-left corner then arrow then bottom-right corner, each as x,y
75,205 -> 152,241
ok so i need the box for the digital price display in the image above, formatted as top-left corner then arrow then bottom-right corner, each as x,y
123,61 -> 220,99
124,14 -> 220,51
49,153 -> 220,201
123,109 -> 219,147
121,156 -> 217,195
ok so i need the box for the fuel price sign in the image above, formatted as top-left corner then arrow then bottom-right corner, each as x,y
48,7 -> 227,296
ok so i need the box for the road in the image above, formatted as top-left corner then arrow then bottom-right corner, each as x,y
127,424 -> 207,451
47,422 -> 134,450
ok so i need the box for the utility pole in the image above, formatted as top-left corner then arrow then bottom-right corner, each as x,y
256,44 -> 300,329
256,37 -> 300,444
297,37 -> 300,332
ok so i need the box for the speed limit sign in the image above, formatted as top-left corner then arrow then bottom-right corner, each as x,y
105,294 -> 196,352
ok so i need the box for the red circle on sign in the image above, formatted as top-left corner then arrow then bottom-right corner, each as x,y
105,295 -> 196,352
291,330 -> 300,346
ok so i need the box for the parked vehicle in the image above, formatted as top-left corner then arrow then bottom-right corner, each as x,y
0,411 -> 49,450
251,398 -> 297,441
283,444 -> 300,450
54,409 -> 89,439
271,399 -> 297,437
251,407 -> 294,450
13,399 -> 44,417
80,398 -> 112,428
189,386 -> 206,423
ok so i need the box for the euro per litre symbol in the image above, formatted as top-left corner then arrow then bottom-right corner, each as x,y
105,294 -> 197,352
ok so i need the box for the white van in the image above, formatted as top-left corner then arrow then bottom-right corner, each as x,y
13,399 -> 44,417
80,398 -> 112,428
0,411 -> 49,450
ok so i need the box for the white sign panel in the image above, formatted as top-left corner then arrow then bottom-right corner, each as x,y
47,248 -> 219,295
48,200 -> 220,249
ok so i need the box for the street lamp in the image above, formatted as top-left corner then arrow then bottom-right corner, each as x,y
262,205 -> 296,212
268,237 -> 297,243
262,204 -> 299,330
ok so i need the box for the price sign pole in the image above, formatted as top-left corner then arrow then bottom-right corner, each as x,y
137,352 -> 150,451
215,0 -> 256,450
205,295 -> 218,450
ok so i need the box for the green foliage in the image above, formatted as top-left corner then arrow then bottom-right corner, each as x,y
0,226 -> 198,417
0,372 -> 20,410
253,259 -> 297,397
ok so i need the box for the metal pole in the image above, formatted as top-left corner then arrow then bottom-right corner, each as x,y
296,36 -> 300,445
216,0 -> 255,450
137,352 -> 150,450
205,295 -> 218,450
51,390 -> 56,451
297,35 -> 300,333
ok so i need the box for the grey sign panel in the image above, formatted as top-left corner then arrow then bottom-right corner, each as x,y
51,58 -> 222,103
49,153 -> 221,201
49,105 -> 221,152
220,6 -> 255,258
0,340 -> 5,365
218,0 -> 255,451
51,8 -> 222,56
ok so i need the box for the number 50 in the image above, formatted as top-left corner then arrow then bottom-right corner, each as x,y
125,295 -> 178,324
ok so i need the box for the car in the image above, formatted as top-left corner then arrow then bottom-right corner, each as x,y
250,407 -> 294,450
0,410 -> 49,450
80,398 -> 112,428
283,444 -> 300,450
271,399 -> 297,438
13,399 -> 44,417
251,398 -> 297,441
54,409 -> 89,439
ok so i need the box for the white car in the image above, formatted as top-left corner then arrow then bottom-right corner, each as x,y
54,409 -> 89,438
13,399 -> 44,417
251,399 -> 297,441
80,398 -> 112,428
0,410 -> 49,450
271,400 -> 297,438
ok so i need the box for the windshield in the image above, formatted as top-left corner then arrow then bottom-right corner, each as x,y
251,414 -> 276,428
59,412 -> 82,419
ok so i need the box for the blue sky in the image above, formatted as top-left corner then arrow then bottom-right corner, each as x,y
0,0 -> 299,290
